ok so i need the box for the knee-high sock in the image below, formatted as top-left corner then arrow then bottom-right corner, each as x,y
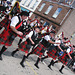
18,39 -> 22,45
48,60 -> 54,67
59,65 -> 64,72
11,48 -> 19,56
35,57 -> 40,65
41,56 -> 48,61
0,46 -> 7,56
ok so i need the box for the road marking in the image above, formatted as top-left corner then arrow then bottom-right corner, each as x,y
26,61 -> 38,75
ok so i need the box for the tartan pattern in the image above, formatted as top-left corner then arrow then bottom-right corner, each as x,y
19,41 -> 31,53
32,43 -> 46,58
0,16 -> 10,29
0,29 -> 17,46
58,52 -> 69,65
47,48 -> 58,60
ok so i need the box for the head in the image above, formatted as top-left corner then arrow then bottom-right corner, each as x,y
34,27 -> 40,33
3,0 -> 7,3
7,1 -> 11,5
50,31 -> 55,38
5,7 -> 9,11
27,18 -> 31,24
20,11 -> 29,20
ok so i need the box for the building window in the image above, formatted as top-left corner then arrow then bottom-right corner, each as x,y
22,0 -> 27,6
65,0 -> 73,4
38,3 -> 46,12
26,0 -> 33,7
52,8 -> 62,18
31,0 -> 39,9
44,5 -> 53,14
43,22 -> 50,27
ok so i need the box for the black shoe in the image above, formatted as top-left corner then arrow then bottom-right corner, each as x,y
48,65 -> 52,70
0,56 -> 2,60
59,70 -> 63,74
41,58 -> 44,62
20,62 -> 25,68
11,52 -> 15,57
52,62 -> 54,66
34,64 -> 39,69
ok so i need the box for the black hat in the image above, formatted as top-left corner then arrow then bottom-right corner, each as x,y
3,0 -> 7,1
50,31 -> 55,34
73,45 -> 75,48
63,37 -> 68,40
20,11 -> 29,16
34,26 -> 41,30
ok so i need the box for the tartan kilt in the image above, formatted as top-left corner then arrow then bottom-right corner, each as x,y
0,29 -> 17,46
19,41 -> 31,53
47,48 -> 58,60
32,43 -> 46,58
58,52 -> 69,65
0,16 -> 10,29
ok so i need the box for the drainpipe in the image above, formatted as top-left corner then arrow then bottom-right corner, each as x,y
60,8 -> 72,25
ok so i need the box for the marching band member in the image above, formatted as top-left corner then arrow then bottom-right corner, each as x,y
0,11 -> 29,60
30,31 -> 60,69
11,27 -> 40,67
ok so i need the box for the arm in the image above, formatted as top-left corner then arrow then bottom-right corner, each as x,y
58,45 -> 63,52
48,40 -> 55,44
10,26 -> 23,36
10,16 -> 23,36
29,37 -> 35,45
27,31 -> 35,45
67,52 -> 72,59
48,40 -> 60,44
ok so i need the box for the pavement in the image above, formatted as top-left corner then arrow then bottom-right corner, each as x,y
0,21 -> 75,75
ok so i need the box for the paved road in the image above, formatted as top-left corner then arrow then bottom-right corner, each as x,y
0,18 -> 75,75
0,35 -> 75,75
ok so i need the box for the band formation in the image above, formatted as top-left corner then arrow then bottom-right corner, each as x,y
0,0 -> 75,74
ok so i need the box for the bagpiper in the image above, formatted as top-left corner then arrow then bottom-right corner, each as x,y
0,11 -> 29,60
11,27 -> 40,67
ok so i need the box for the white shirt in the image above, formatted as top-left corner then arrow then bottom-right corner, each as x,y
44,35 -> 51,41
10,16 -> 22,27
27,31 -> 37,38
54,39 -> 61,46
66,46 -> 71,53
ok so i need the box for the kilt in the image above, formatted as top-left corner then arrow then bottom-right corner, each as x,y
32,43 -> 46,58
0,16 -> 10,29
58,52 -> 69,65
47,48 -> 58,60
0,28 -> 17,46
19,41 -> 32,53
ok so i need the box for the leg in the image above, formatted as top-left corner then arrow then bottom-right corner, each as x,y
48,59 -> 54,70
52,60 -> 58,66
18,39 -> 22,45
20,53 -> 28,68
11,48 -> 19,57
41,55 -> 48,62
0,45 -> 8,60
34,57 -> 41,69
59,65 -> 65,74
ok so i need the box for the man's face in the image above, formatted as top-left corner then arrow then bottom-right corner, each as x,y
21,15 -> 27,20
50,33 -> 54,37
35,28 -> 40,33
3,1 -> 6,3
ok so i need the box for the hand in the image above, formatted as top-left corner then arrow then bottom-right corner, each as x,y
17,31 -> 23,36
56,43 -> 60,44
70,57 -> 72,59
32,41 -> 35,45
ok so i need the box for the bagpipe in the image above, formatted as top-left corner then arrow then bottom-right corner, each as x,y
9,1 -> 21,17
